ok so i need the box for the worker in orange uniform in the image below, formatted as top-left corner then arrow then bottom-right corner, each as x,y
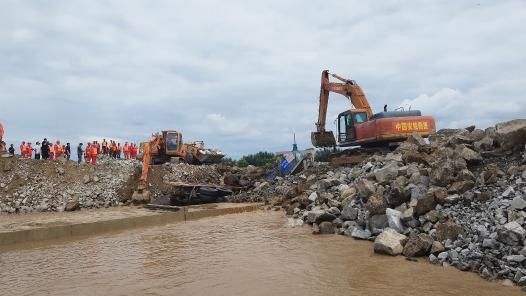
123,142 -> 129,159
26,142 -> 33,158
84,142 -> 91,163
20,141 -> 26,157
54,141 -> 63,158
109,141 -> 115,158
116,143 -> 121,159
102,139 -> 107,155
131,143 -> 137,159
91,141 -> 98,164
48,142 -> 54,159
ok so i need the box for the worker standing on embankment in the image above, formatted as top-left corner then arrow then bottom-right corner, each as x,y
91,142 -> 98,164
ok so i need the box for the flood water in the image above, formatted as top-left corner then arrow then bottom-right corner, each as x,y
0,210 -> 523,296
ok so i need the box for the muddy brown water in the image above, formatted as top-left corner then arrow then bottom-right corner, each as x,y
0,210 -> 523,296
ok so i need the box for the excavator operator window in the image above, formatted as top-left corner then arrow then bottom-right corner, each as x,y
338,113 -> 354,142
353,112 -> 367,123
167,133 -> 178,151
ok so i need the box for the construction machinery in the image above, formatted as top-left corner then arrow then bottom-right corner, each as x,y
132,131 -> 231,204
136,130 -> 225,165
312,70 -> 436,165
132,135 -> 153,202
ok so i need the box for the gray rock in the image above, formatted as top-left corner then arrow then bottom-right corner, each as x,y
460,148 -> 483,164
351,228 -> 372,240
373,228 -> 407,256
313,221 -> 335,235
406,132 -> 427,147
340,204 -> 358,221
511,197 -> 526,210
428,254 -> 438,264
375,162 -> 399,183
386,208 -> 405,233
356,178 -> 375,200
507,255 -> 526,263
368,214 -> 389,235
497,221 -> 526,246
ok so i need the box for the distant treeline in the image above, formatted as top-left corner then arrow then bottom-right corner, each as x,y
222,148 -> 343,167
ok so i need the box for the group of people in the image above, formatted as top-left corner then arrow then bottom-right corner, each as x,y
1,137 -> 140,165
78,139 -> 138,164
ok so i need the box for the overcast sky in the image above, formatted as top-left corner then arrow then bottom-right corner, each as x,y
1,0 -> 525,159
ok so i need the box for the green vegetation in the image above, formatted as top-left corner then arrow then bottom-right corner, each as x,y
236,151 -> 276,167
314,147 -> 343,162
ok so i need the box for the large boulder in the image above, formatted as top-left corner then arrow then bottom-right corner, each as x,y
429,128 -> 469,148
497,221 -> 526,246
460,148 -> 483,165
366,193 -> 388,216
313,221 -> 335,235
447,181 -> 474,194
340,203 -> 359,221
402,233 -> 434,257
468,129 -> 486,142
473,137 -> 494,152
436,221 -> 464,242
373,228 -> 407,256
307,210 -> 337,224
341,187 -> 357,200
375,162 -> 399,183
494,119 -> 526,151
356,178 -> 375,201
406,132 -> 426,147
387,178 -> 410,207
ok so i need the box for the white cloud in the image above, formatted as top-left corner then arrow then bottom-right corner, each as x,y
0,0 -> 525,158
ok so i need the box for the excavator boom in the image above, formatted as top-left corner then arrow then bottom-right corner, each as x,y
312,70 -> 374,147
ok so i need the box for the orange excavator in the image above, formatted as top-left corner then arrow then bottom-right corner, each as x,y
132,136 -> 154,203
312,70 -> 436,165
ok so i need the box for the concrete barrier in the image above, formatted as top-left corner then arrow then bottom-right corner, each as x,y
0,203 -> 263,247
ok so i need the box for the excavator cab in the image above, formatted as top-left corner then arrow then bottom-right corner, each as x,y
164,131 -> 182,154
337,109 -> 368,144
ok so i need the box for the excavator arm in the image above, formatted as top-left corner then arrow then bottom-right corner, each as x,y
132,134 -> 159,203
312,70 -> 373,147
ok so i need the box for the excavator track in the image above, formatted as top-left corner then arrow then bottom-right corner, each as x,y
328,146 -> 393,167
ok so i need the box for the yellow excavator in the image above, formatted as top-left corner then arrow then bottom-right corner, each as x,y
136,130 -> 224,165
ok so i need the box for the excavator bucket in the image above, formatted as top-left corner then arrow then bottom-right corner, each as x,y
194,152 -> 225,164
132,185 -> 150,203
311,131 -> 337,148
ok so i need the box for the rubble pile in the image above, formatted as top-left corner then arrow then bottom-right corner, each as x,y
277,119 -> 526,285
0,155 -> 141,213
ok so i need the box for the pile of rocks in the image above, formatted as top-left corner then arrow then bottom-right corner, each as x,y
0,156 -> 141,213
279,119 -> 526,285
